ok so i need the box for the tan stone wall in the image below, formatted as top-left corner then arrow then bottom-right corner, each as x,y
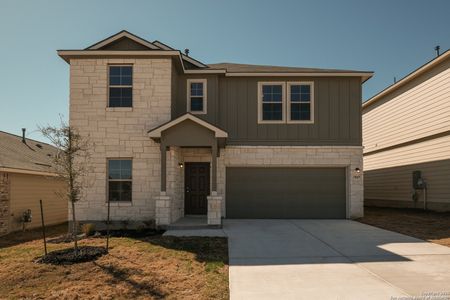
0,172 -> 10,235
69,58 -> 172,222
217,146 -> 364,219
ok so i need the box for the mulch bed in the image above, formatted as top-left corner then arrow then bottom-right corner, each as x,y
36,246 -> 107,265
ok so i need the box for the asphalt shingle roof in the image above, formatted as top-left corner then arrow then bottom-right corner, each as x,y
0,131 -> 58,174
207,62 -> 369,73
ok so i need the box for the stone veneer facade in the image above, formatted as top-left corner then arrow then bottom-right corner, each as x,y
0,172 -> 10,236
69,58 -> 364,227
70,58 -> 172,225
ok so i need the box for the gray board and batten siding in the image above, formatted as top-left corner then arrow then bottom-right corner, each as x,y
173,75 -> 362,146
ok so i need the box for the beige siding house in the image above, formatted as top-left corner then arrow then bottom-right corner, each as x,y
0,131 -> 67,236
363,50 -> 450,211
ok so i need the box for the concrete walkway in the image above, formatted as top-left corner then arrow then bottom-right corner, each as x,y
223,219 -> 450,300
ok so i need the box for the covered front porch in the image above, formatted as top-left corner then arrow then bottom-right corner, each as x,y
148,114 -> 227,228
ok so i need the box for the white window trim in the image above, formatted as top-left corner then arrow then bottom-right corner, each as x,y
287,81 -> 314,124
187,79 -> 207,114
257,81 -> 286,124
106,158 -> 133,203
107,64 -> 133,108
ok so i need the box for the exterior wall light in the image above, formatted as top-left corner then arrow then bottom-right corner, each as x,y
178,163 -> 184,168
353,167 -> 362,179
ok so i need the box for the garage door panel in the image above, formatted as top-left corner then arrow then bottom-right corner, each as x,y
226,167 -> 346,219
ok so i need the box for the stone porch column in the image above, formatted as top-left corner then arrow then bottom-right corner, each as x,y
207,192 -> 222,226
155,191 -> 171,226
155,143 -> 172,227
207,144 -> 222,226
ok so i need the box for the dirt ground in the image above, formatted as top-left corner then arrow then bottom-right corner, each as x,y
358,206 -> 450,247
0,225 -> 229,300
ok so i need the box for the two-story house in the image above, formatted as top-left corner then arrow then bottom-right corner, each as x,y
58,31 -> 373,228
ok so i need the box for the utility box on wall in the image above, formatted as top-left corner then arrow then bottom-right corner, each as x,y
412,170 -> 426,190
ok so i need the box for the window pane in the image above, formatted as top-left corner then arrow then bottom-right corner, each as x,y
290,85 -> 301,102
121,98 -> 132,107
121,75 -> 132,85
108,160 -> 132,179
262,85 -> 282,102
300,92 -> 310,102
290,103 -> 301,120
290,84 -> 310,102
121,66 -> 132,76
109,87 -> 132,107
109,76 -> 121,86
109,98 -> 121,107
109,88 -> 121,97
190,97 -> 204,111
291,103 -> 311,121
109,66 -> 132,86
120,160 -> 132,179
262,103 -> 283,120
272,85 -> 282,94
190,82 -> 204,97
109,66 -> 121,76
109,181 -> 132,202
291,85 -> 301,94
121,88 -> 132,97
300,85 -> 310,94
300,103 -> 311,120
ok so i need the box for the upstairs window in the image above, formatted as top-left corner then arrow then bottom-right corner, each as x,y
109,65 -> 133,107
288,82 -> 314,122
108,159 -> 132,202
258,82 -> 285,123
187,79 -> 207,114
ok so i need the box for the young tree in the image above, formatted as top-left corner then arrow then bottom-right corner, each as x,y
40,121 -> 91,254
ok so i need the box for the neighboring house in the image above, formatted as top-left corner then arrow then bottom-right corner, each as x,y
0,130 -> 67,236
363,50 -> 450,211
57,30 -> 373,227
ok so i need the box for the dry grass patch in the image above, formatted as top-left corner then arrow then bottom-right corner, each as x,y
358,206 -> 450,247
0,225 -> 229,299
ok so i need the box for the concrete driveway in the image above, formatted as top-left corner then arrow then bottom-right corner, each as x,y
223,219 -> 450,300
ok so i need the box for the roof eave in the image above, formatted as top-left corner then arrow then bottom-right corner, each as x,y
57,50 -> 181,63
225,72 -> 374,80
363,50 -> 450,109
0,167 -> 59,177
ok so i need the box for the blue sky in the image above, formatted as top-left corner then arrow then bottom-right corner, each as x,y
0,0 -> 449,141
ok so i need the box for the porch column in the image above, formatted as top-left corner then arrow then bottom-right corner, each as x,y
211,142 -> 217,192
160,142 -> 166,192
207,142 -> 222,226
155,141 -> 171,227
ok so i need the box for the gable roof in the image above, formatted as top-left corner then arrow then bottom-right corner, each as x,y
86,30 -> 160,50
58,31 -> 373,81
148,114 -> 228,139
0,131 -> 59,176
363,49 -> 450,109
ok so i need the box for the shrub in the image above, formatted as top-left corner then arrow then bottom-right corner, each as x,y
81,223 -> 96,236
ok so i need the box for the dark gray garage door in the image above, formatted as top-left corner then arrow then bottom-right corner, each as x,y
226,167 -> 346,219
